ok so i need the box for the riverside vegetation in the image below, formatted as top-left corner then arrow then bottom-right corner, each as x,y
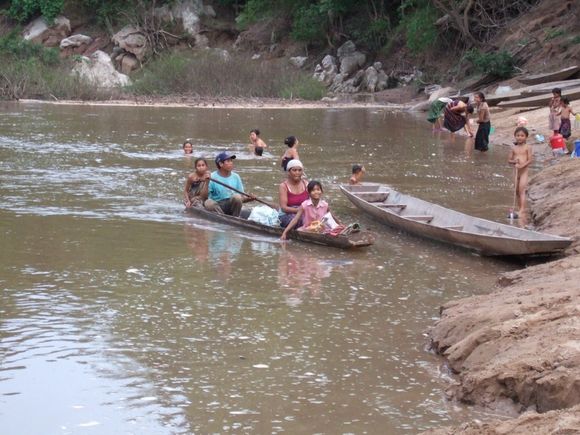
0,0 -> 549,101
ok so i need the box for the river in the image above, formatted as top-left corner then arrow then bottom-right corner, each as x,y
0,101 -> 519,434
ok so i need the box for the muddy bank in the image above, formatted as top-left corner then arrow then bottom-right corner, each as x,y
425,159 -> 580,432
423,404 -> 580,435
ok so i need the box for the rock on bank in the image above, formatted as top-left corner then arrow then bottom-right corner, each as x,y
426,159 -> 580,430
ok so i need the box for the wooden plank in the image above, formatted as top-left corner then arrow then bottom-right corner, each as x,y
355,192 -> 389,203
378,204 -> 406,209
444,225 -> 464,231
405,215 -> 434,223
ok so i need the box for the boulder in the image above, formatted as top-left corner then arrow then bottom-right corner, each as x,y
112,26 -> 148,61
155,0 -> 207,36
335,40 -> 366,78
330,70 -> 365,93
118,53 -> 140,75
60,34 -> 93,49
362,66 -> 379,92
289,56 -> 307,68
339,51 -> 366,77
312,55 -> 337,85
72,50 -> 131,88
22,16 -> 71,47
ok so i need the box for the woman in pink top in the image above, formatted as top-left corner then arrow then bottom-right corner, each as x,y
281,180 -> 339,239
278,159 -> 309,228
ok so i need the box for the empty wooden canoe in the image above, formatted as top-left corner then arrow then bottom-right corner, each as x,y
517,66 -> 580,85
498,86 -> 580,108
340,184 -> 572,256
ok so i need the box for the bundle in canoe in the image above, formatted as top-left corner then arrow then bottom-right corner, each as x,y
498,86 -> 580,108
517,66 -> 580,86
340,184 -> 572,256
185,204 -> 375,249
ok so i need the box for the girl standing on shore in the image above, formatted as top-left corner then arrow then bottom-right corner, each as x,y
548,88 -> 562,136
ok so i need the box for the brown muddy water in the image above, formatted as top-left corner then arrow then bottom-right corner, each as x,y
1,101 -> 525,434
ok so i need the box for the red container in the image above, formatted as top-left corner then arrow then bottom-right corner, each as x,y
550,134 -> 565,150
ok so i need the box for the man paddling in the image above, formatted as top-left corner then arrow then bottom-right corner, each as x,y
204,151 -> 256,217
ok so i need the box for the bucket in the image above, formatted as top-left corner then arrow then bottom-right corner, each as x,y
573,139 -> 580,158
550,134 -> 565,150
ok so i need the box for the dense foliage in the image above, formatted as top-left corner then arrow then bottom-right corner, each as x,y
464,49 -> 515,79
8,0 -> 64,23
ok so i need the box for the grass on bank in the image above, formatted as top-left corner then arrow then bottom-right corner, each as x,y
128,50 -> 327,100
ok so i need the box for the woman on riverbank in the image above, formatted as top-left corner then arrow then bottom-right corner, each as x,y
278,159 -> 308,228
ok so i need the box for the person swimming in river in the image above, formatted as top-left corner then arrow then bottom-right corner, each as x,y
248,129 -> 268,156
183,158 -> 210,207
507,127 -> 532,218
183,139 -> 193,155
349,164 -> 365,185
280,135 -> 300,171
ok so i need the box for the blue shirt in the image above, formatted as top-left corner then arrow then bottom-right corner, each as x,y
208,171 -> 244,202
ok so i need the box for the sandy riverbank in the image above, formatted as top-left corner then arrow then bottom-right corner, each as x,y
423,159 -> 580,433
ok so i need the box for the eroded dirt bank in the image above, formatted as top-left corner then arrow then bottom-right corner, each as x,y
424,159 -> 580,433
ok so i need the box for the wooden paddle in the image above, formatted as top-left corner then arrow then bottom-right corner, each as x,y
209,176 -> 278,210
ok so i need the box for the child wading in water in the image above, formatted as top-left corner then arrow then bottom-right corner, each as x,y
349,164 -> 365,185
281,180 -> 339,239
248,129 -> 268,156
473,91 -> 491,152
507,127 -> 533,218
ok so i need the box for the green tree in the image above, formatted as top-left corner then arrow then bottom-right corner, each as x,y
8,0 -> 65,23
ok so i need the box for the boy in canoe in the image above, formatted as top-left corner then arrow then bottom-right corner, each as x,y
204,151 -> 256,217
508,127 -> 532,217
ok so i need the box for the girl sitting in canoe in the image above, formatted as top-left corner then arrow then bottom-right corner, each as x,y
281,180 -> 340,239
183,158 -> 210,207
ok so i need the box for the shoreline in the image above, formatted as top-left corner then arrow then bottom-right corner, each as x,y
423,159 -> 580,433
16,97 -> 410,110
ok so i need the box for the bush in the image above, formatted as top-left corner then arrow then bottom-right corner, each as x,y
291,4 -> 326,43
8,0 -> 64,23
399,1 -> 438,54
464,49 -> 515,79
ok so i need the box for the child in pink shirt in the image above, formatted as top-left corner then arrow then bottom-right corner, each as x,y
281,180 -> 338,239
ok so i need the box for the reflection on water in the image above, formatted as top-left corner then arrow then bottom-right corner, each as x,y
0,102 -> 520,433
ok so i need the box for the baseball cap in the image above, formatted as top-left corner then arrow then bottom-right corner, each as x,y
215,151 -> 236,165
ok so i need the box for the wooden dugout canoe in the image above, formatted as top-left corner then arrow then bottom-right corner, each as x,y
517,66 -> 580,86
486,79 -> 580,106
497,86 -> 580,108
185,205 -> 375,249
340,184 -> 572,256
